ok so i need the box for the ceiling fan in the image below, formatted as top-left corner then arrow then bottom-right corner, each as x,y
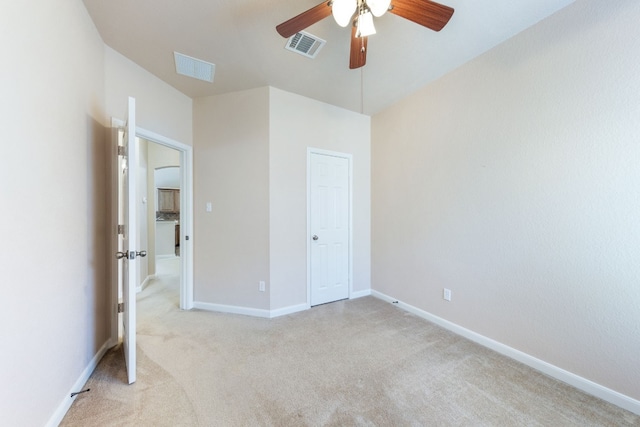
276,0 -> 454,69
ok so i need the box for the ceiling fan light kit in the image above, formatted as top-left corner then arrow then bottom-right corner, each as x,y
276,0 -> 454,69
367,0 -> 392,17
332,0 -> 357,27
335,0 -> 389,33
356,11 -> 376,38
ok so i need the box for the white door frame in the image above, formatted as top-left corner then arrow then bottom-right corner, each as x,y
110,121 -> 194,346
306,148 -> 353,307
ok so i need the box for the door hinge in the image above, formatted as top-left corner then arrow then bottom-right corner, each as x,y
117,302 -> 124,313
117,145 -> 127,156
117,224 -> 125,235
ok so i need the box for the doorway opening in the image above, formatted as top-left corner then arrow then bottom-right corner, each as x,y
140,141 -> 182,308
111,121 -> 194,349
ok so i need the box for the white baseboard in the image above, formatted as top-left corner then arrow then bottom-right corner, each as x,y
192,288 -> 375,319
350,289 -> 371,299
194,301 -> 310,319
136,275 -> 155,293
194,301 -> 271,318
371,290 -> 640,416
46,340 -> 112,427
269,303 -> 309,318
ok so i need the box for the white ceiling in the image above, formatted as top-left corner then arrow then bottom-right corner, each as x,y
82,0 -> 574,115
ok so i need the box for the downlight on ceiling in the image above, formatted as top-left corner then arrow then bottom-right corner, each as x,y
174,52 -> 215,82
285,31 -> 326,59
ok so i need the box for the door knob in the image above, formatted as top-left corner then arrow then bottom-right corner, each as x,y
312,235 -> 319,241
115,251 -> 129,259
136,250 -> 147,258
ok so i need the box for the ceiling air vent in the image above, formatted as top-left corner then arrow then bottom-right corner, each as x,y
285,31 -> 326,59
174,52 -> 215,82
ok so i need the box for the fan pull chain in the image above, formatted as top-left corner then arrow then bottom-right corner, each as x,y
360,67 -> 364,114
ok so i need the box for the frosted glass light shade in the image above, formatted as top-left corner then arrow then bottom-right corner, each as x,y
367,0 -> 391,17
356,11 -> 376,37
332,0 -> 357,27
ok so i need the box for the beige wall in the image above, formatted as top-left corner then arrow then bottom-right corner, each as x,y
193,87 -> 371,313
6,0 -> 636,423
269,87 -> 371,310
104,45 -> 192,299
0,0 -> 108,425
0,1 -> 195,424
372,0 -> 640,403
104,46 -> 193,146
193,88 -> 271,310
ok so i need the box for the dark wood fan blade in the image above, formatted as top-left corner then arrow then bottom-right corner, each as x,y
389,0 -> 454,32
349,25 -> 367,69
276,1 -> 332,38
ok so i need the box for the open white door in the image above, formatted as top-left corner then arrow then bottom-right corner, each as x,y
116,97 -> 139,384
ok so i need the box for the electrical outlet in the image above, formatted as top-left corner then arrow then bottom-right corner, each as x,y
443,288 -> 452,301
259,281 -> 266,292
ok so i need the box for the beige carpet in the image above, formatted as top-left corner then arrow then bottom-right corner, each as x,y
62,270 -> 639,426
